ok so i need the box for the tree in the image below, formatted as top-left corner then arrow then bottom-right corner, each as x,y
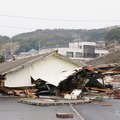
0,55 -> 4,63
104,27 -> 120,41
0,42 -> 20,56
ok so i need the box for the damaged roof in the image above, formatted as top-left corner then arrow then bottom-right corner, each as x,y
86,48 -> 120,66
0,51 -> 85,75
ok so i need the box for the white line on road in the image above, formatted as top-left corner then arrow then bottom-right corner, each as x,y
70,105 -> 85,120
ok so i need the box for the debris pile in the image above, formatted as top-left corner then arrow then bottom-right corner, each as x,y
56,113 -> 73,118
1,63 -> 120,100
57,64 -> 120,100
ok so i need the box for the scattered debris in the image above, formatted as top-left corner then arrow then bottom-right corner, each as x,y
114,87 -> 120,99
1,64 -> 120,101
56,113 -> 73,118
64,89 -> 82,99
103,104 -> 113,106
18,98 -> 91,107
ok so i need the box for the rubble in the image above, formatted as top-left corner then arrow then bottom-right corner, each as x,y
64,89 -> 82,99
102,104 -> 113,106
18,98 -> 91,107
57,64 -> 120,100
56,113 -> 73,118
1,64 -> 120,101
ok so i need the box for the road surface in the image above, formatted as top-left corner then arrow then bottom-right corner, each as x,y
0,97 -> 120,120
74,99 -> 120,120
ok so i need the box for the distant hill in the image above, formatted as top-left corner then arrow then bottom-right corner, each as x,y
0,26 -> 120,57
0,36 -> 10,48
12,28 -> 107,53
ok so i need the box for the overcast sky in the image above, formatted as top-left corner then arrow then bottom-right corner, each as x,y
0,0 -> 120,37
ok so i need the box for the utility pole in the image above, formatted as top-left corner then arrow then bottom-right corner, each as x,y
10,38 -> 13,58
38,41 -> 41,52
78,34 -> 81,48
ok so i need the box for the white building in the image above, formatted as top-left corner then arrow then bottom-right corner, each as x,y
19,49 -> 38,58
0,51 -> 85,88
39,41 -> 109,61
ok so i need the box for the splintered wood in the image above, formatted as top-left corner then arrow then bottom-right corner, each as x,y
87,87 -> 114,93
25,89 -> 37,99
14,89 -> 38,98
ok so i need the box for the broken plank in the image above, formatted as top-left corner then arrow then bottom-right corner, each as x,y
24,90 -> 37,99
13,90 -> 25,97
56,113 -> 73,118
103,104 -> 113,106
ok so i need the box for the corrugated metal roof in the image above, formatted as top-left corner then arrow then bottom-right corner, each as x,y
86,48 -> 120,66
0,52 -> 54,74
0,55 -> 38,74
39,68 -> 81,86
0,51 -> 85,75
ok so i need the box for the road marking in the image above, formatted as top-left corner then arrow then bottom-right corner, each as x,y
70,105 -> 85,120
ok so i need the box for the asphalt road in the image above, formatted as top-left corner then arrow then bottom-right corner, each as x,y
0,97 -> 120,120
0,97 -> 79,120
74,99 -> 120,120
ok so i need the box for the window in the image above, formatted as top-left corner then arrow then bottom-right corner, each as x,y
95,53 -> 100,58
101,53 -> 105,56
79,45 -> 82,49
66,52 -> 74,57
75,52 -> 82,58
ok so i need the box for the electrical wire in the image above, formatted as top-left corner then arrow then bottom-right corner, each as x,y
0,13 -> 120,30
0,13 -> 120,22
0,24 -> 34,29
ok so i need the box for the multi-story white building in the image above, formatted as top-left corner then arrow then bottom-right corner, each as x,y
39,41 -> 109,61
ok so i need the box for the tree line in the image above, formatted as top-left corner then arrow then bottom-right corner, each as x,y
0,26 -> 120,62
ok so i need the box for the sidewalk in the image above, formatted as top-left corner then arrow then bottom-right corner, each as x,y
18,98 -> 91,107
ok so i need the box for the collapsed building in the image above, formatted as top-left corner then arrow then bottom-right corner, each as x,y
85,48 -> 120,98
0,51 -> 85,97
0,49 -> 120,99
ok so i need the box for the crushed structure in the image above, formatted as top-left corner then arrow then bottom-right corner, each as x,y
0,49 -> 120,100
0,51 -> 84,98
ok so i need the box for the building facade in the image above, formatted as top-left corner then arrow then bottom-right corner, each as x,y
0,51 -> 83,88
39,41 -> 109,61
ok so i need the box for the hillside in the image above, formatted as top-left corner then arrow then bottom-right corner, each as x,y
0,26 -> 120,57
12,28 -> 107,53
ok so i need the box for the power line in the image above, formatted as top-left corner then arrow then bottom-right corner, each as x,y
0,13 -> 120,30
0,13 -> 120,22
0,24 -> 34,29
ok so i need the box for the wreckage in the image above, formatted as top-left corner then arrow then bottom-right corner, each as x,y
0,50 -> 120,99
0,51 -> 84,98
